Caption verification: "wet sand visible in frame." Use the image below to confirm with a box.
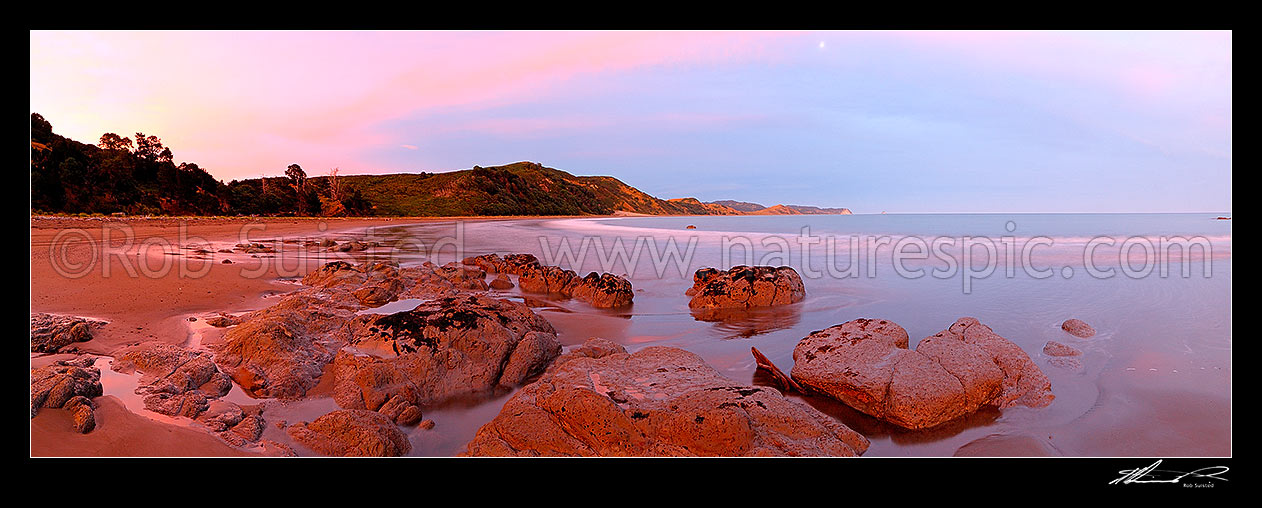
[29,216,467,456]
[31,396,252,457]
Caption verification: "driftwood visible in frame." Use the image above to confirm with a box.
[751,347,803,393]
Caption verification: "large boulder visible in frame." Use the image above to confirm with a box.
[213,297,347,400]
[790,317,1053,430]
[30,313,101,353]
[568,272,634,308]
[463,338,869,457]
[215,259,546,400]
[686,266,805,309]
[286,409,412,457]
[333,294,561,417]
[30,356,103,418]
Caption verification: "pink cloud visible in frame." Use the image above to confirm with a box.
[31,31,800,179]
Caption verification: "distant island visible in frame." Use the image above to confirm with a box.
[30,113,850,218]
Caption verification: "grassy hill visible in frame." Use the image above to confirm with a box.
[322,161,745,217]
[31,111,852,218]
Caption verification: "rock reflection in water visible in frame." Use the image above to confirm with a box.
[796,391,1001,447]
[690,303,803,339]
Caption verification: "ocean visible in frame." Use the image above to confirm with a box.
[359,213,1231,456]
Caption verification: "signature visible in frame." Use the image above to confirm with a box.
[1110,460,1229,485]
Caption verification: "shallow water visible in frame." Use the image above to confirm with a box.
[352,213,1230,457]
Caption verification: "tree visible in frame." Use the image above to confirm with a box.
[327,167,343,202]
[134,133,165,161]
[99,133,134,152]
[286,164,309,215]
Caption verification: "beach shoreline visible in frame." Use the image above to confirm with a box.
[29,214,1231,457]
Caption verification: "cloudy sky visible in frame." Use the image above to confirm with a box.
[30,30,1231,213]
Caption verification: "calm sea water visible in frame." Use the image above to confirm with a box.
[360,213,1231,457]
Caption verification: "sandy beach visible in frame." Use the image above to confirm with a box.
[29,213,1231,458]
[29,216,465,456]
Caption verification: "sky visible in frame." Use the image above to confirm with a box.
[30,30,1231,213]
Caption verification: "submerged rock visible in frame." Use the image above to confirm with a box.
[686,266,805,310]
[1042,341,1082,357]
[1043,341,1084,370]
[790,317,1053,430]
[287,409,411,457]
[1061,319,1096,338]
[30,313,101,353]
[463,338,869,457]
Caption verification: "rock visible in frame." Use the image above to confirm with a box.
[238,243,275,254]
[518,265,578,294]
[230,414,265,441]
[215,259,565,401]
[568,272,634,308]
[205,314,240,328]
[396,405,424,426]
[258,439,298,457]
[214,260,475,400]
[30,313,100,353]
[517,264,634,308]
[686,266,805,309]
[113,343,233,399]
[195,399,247,431]
[1042,341,1082,357]
[489,273,514,290]
[463,338,869,457]
[418,419,436,430]
[461,253,540,274]
[64,395,95,412]
[30,356,103,418]
[352,277,405,306]
[286,409,412,457]
[144,391,210,418]
[790,318,1053,430]
[1061,319,1096,338]
[334,295,561,411]
[430,261,489,290]
[221,259,233,264]
[750,347,802,393]
[1044,340,1085,370]
[685,225,697,229]
[71,404,96,433]
[212,291,356,399]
